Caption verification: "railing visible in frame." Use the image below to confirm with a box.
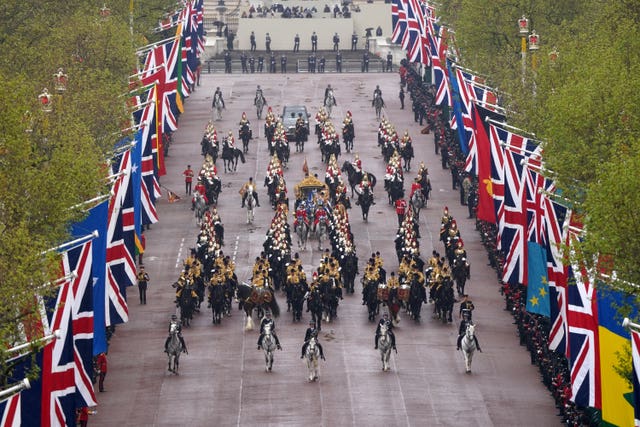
[203,58,387,73]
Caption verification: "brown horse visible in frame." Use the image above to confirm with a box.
[236,282,280,330]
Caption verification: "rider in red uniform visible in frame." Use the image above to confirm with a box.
[409,176,422,198]
[294,205,309,231]
[192,180,208,210]
[313,204,328,232]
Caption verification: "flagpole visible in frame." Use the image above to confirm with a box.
[135,36,176,56]
[41,231,99,255]
[623,318,640,332]
[485,117,539,139]
[69,194,111,211]
[0,379,31,400]
[4,330,61,357]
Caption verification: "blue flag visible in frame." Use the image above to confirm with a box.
[71,201,108,355]
[526,241,550,316]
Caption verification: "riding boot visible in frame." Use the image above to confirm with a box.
[374,335,379,349]
[456,335,462,350]
[254,192,260,207]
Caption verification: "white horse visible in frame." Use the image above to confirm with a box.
[378,323,393,372]
[305,336,321,382]
[324,91,336,118]
[213,94,224,121]
[194,192,207,226]
[246,185,256,224]
[314,220,328,251]
[410,190,426,220]
[256,95,266,119]
[166,323,184,374]
[461,323,477,374]
[262,324,276,372]
[295,220,309,250]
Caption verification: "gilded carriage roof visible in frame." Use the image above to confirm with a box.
[294,174,328,198]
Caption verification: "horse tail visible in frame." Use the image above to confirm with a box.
[369,173,377,189]
[238,150,246,164]
[268,294,280,318]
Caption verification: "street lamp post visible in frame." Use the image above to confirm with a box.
[518,15,529,84]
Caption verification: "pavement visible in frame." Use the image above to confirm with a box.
[90,71,560,426]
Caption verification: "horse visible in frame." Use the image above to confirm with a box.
[377,323,393,371]
[324,91,336,118]
[221,139,246,173]
[399,142,414,171]
[342,121,355,153]
[307,289,323,331]
[452,254,470,296]
[245,186,256,224]
[235,282,280,331]
[239,122,252,154]
[356,187,374,221]
[373,93,385,120]
[194,192,208,226]
[203,175,221,206]
[201,136,219,162]
[290,282,306,322]
[294,219,309,250]
[341,161,377,198]
[434,280,455,324]
[314,220,329,251]
[178,285,197,327]
[340,253,358,294]
[274,140,290,168]
[384,176,405,205]
[255,94,266,119]
[208,284,226,325]
[363,281,379,322]
[461,323,477,374]
[295,121,309,153]
[305,336,321,382]
[320,278,340,323]
[409,190,426,221]
[407,278,426,322]
[166,322,184,374]
[261,323,277,372]
[213,94,224,121]
[320,137,340,164]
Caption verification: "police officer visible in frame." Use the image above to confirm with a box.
[386,52,393,72]
[269,52,276,73]
[362,51,370,72]
[250,31,256,51]
[257,311,282,350]
[351,32,358,51]
[240,51,248,73]
[332,32,340,51]
[265,32,272,53]
[318,56,325,73]
[281,54,287,73]
[336,50,343,73]
[293,33,300,52]
[374,313,396,351]
[249,55,255,73]
[301,319,325,359]
[257,55,264,73]
[224,51,232,73]
[311,31,318,52]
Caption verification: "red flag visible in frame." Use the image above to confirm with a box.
[473,105,495,223]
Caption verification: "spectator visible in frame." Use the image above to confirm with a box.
[333,32,340,51]
[265,33,271,53]
[293,33,300,52]
[250,31,256,51]
[376,26,383,36]
[351,32,358,50]
[311,32,318,52]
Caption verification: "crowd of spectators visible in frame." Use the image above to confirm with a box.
[241,2,360,19]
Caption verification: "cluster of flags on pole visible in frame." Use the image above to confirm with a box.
[394,2,639,423]
[0,1,204,425]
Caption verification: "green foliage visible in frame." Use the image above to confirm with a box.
[439,0,640,295]
[0,0,171,383]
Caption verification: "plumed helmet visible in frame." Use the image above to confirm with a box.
[309,319,315,325]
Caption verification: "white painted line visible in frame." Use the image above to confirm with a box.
[175,238,185,269]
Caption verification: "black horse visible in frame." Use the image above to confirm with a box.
[265,122,277,152]
[290,282,306,322]
[399,142,414,171]
[295,120,309,153]
[342,121,355,153]
[341,161,377,198]
[208,284,226,325]
[239,123,252,154]
[307,288,323,330]
[407,279,426,322]
[452,254,470,296]
[320,137,341,164]
[201,136,219,162]
[178,284,197,327]
[434,279,455,324]
[340,253,358,294]
[274,140,290,168]
[203,175,221,206]
[363,281,379,322]
[384,176,405,205]
[221,138,246,173]
[356,187,374,221]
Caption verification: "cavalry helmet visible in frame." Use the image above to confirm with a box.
[265,311,272,318]
[383,313,389,318]
[309,319,315,325]
[171,314,178,320]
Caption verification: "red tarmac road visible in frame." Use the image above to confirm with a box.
[91,72,560,426]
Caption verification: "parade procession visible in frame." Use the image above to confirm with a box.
[3,1,640,426]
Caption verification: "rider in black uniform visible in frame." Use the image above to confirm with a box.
[301,319,325,359]
[164,314,188,353]
[257,311,282,350]
[374,313,396,351]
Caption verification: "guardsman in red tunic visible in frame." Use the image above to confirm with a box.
[313,204,328,232]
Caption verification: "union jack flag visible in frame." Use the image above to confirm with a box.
[427,21,450,106]
[448,61,474,160]
[391,0,409,47]
[105,149,135,325]
[194,0,205,56]
[143,41,179,134]
[405,0,429,65]
[566,223,602,409]
[495,125,535,285]
[133,87,160,225]
[0,393,21,426]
